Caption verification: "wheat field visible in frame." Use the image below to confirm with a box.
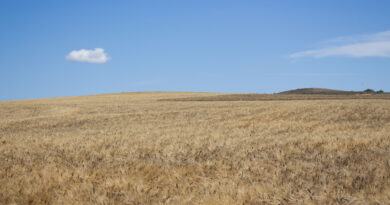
[1,92,390,204]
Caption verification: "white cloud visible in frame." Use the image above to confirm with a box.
[290,30,390,58]
[66,48,110,63]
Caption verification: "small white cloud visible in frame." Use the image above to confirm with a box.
[66,48,110,63]
[290,30,390,58]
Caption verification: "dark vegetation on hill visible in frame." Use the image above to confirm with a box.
[279,88,355,95]
[162,88,389,101]
[279,88,385,95]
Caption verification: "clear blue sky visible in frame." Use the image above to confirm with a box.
[1,0,390,100]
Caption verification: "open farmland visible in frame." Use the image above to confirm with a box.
[1,92,390,204]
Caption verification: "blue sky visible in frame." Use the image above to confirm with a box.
[1,1,390,100]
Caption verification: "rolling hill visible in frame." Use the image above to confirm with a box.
[279,88,357,95]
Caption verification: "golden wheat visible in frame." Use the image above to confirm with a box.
[0,92,389,204]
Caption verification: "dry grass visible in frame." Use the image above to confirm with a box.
[163,93,390,101]
[1,92,390,204]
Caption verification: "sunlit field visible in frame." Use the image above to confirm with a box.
[1,92,389,204]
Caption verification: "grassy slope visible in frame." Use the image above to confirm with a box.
[163,93,390,101]
[278,88,356,95]
[0,92,390,204]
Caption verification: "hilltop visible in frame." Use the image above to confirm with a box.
[279,88,386,95]
[279,88,356,95]
[162,88,390,101]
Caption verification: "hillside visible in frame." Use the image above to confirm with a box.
[162,89,390,101]
[1,92,390,204]
[279,88,357,95]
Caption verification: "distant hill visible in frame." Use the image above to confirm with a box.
[160,88,389,102]
[279,88,357,95]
